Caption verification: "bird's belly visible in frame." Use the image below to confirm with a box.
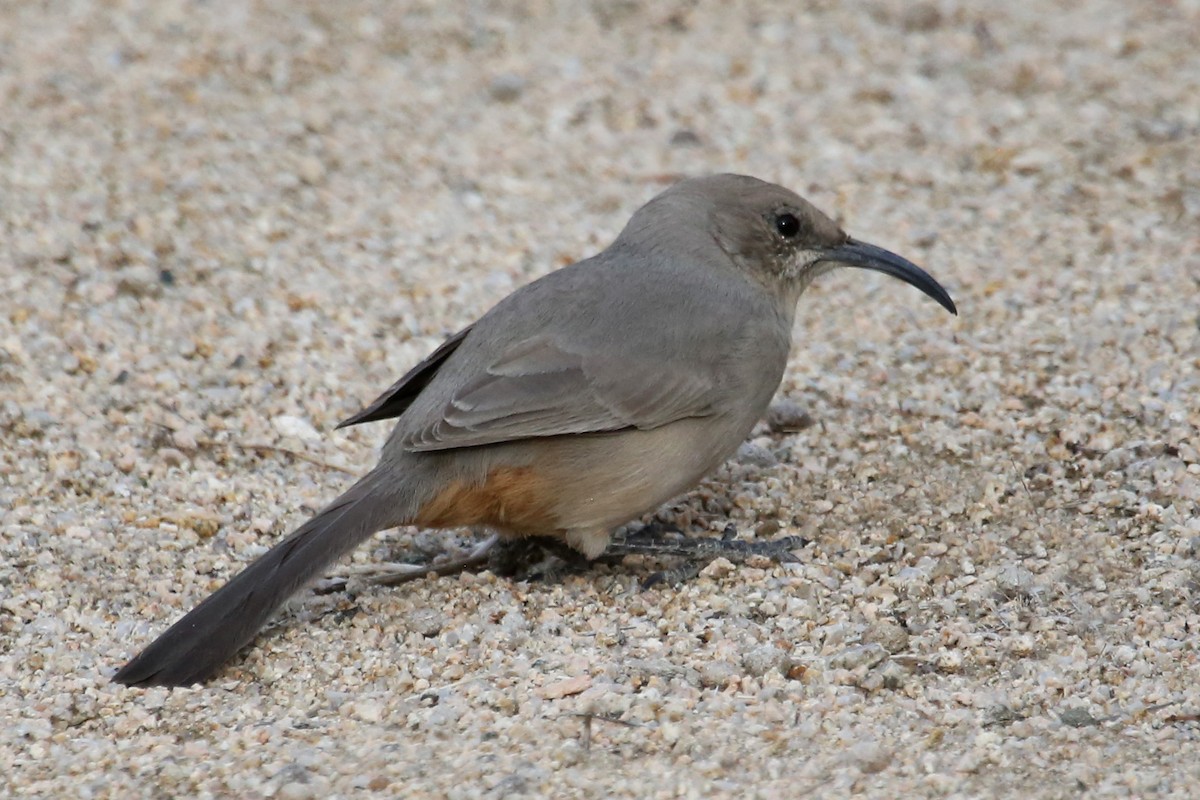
[518,415,754,534]
[409,414,760,557]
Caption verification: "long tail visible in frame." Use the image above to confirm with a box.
[113,469,406,687]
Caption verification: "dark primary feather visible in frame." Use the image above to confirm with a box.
[336,326,473,429]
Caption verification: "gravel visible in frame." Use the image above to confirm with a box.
[3,1,1199,797]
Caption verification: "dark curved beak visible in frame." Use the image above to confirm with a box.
[818,238,957,316]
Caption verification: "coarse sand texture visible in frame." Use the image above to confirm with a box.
[2,1,1199,797]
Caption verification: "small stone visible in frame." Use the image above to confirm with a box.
[848,739,892,773]
[539,674,591,699]
[273,414,321,441]
[901,2,942,31]
[175,510,220,538]
[764,399,813,433]
[737,441,777,467]
[115,266,162,297]
[877,659,909,689]
[783,660,812,682]
[351,701,383,723]
[1006,634,1035,655]
[699,660,738,688]
[278,781,315,800]
[298,156,325,185]
[741,645,786,677]
[700,556,736,579]
[934,650,963,673]
[404,607,443,638]
[1111,645,1136,665]
[995,565,1037,597]
[489,73,526,102]
[171,427,199,452]
[864,621,910,654]
[669,129,702,147]
[1058,707,1100,728]
[827,643,889,671]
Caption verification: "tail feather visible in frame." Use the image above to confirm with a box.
[113,470,401,687]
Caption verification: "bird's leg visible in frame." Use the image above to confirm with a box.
[606,521,809,588]
[354,522,808,589]
[342,531,581,588]
[346,532,502,587]
[607,521,807,560]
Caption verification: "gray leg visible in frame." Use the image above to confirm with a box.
[607,522,807,560]
[353,523,808,588]
[608,522,809,588]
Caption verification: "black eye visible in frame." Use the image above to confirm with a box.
[774,213,800,238]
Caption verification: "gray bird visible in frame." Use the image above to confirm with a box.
[114,174,956,687]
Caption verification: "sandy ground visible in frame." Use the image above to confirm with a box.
[3,0,1199,797]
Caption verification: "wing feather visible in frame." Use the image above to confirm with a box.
[336,326,473,429]
[402,336,720,451]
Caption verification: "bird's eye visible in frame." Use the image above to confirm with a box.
[774,212,801,238]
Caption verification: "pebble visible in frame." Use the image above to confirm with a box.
[488,73,527,103]
[764,398,814,433]
[828,643,889,672]
[114,266,163,298]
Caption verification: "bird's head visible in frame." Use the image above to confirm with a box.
[631,174,957,316]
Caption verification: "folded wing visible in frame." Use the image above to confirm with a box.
[402,335,721,451]
[336,326,473,429]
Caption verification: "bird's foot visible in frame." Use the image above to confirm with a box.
[607,521,806,559]
[606,522,808,588]
[485,535,592,581]
[335,532,576,588]
[346,523,808,590]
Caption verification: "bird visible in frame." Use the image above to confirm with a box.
[113,173,956,687]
